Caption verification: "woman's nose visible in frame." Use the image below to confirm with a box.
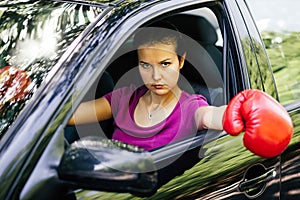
[152,66,162,81]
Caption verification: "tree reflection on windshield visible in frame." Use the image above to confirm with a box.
[0,1,103,136]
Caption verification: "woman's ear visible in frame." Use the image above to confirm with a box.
[179,52,186,69]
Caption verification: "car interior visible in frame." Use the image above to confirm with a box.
[64,7,224,145]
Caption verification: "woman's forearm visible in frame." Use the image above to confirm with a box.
[195,105,227,130]
[68,100,99,125]
[68,97,112,125]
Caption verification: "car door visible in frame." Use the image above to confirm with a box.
[66,0,281,199]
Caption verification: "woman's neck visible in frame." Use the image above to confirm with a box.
[146,86,182,107]
[134,85,182,127]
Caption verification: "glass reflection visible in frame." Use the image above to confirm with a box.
[0,1,103,136]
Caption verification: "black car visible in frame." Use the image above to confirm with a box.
[0,0,299,199]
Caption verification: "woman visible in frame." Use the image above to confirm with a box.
[68,24,292,157]
[69,25,225,150]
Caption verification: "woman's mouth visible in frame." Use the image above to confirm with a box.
[152,84,164,89]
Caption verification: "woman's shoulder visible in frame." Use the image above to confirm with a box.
[106,84,147,102]
[180,91,209,109]
[181,90,207,103]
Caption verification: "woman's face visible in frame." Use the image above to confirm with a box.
[137,42,185,96]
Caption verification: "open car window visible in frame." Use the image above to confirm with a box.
[64,5,225,191]
[65,5,224,162]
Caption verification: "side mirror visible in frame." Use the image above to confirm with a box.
[58,137,157,195]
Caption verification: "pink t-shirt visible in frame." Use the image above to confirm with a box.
[104,85,208,150]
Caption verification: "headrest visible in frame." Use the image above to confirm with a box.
[166,14,218,45]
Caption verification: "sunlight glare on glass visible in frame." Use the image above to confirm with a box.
[12,19,59,66]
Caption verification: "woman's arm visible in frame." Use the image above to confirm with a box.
[68,97,112,125]
[195,105,227,130]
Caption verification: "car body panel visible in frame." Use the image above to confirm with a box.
[280,109,300,199]
[0,0,298,199]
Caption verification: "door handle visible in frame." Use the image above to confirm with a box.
[239,167,276,191]
[239,165,276,198]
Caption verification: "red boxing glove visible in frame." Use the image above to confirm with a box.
[223,89,293,158]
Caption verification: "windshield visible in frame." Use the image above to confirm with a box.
[0,0,104,135]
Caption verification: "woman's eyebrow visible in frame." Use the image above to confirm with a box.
[139,61,149,64]
[159,58,172,63]
[139,58,172,64]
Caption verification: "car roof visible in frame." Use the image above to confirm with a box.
[54,0,132,7]
[0,0,122,7]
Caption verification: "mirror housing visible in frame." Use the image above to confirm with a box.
[58,137,157,195]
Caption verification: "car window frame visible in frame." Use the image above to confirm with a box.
[61,2,229,193]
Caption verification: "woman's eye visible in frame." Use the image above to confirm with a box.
[161,62,171,68]
[140,63,151,69]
